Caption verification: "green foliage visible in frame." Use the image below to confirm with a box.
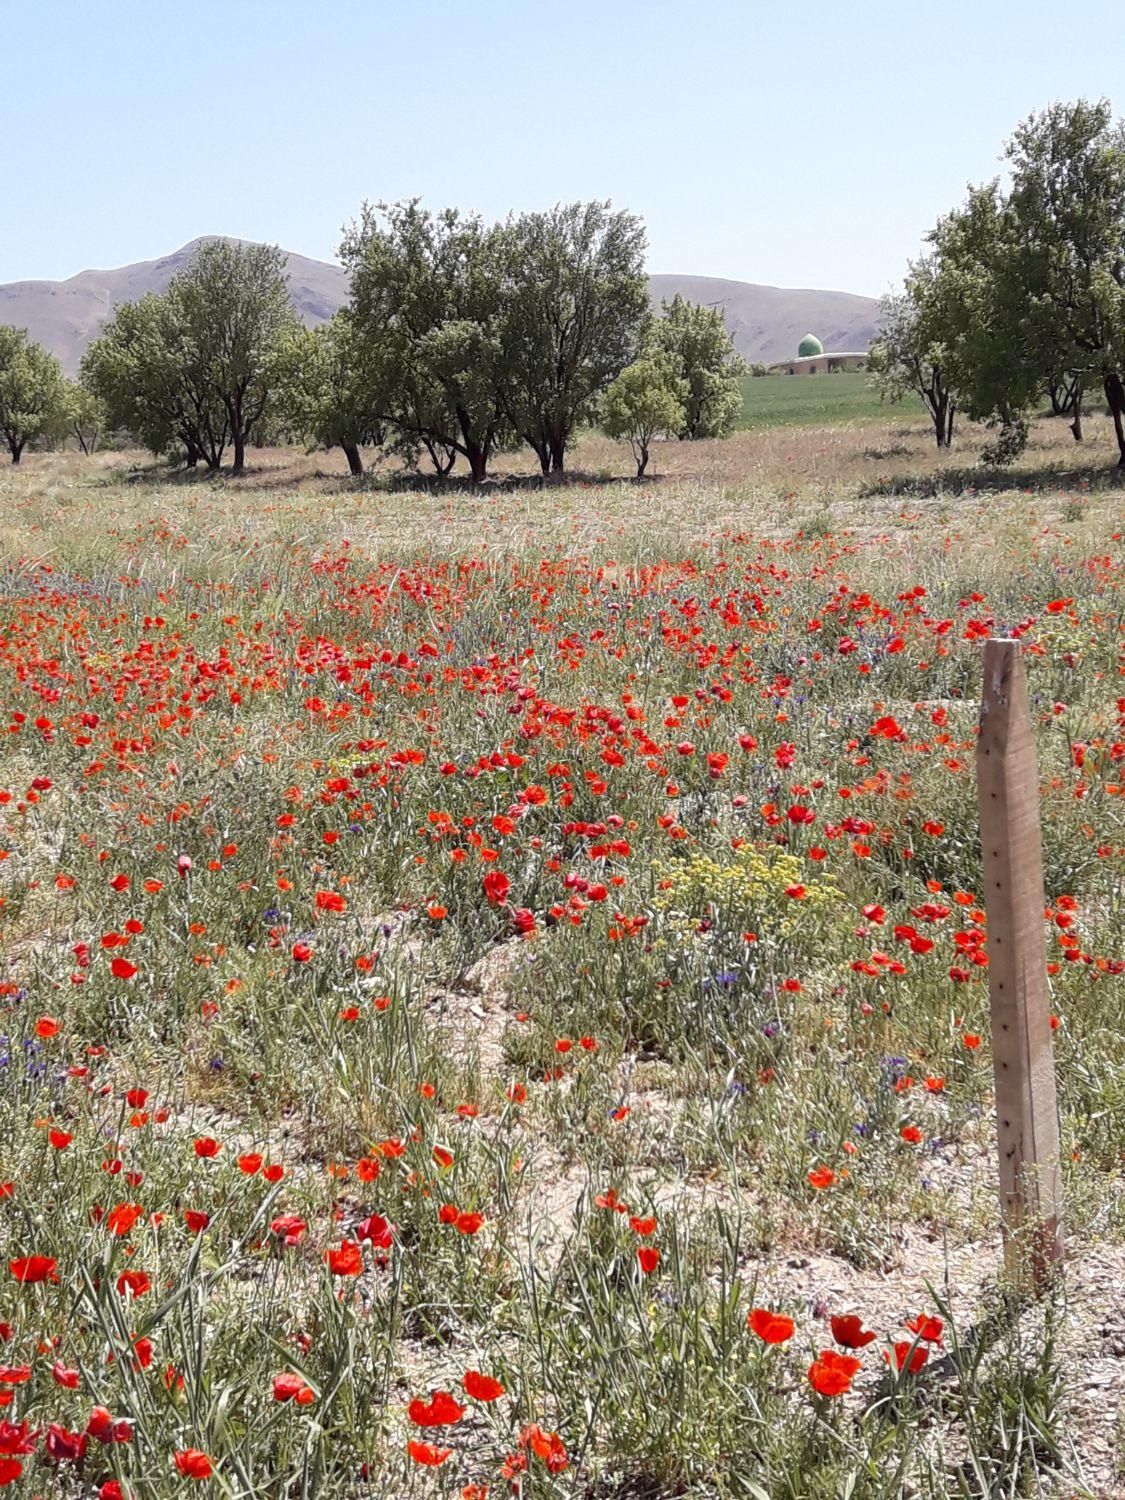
[172,240,298,474]
[63,378,105,454]
[869,277,957,449]
[600,353,686,475]
[652,293,748,438]
[342,200,515,483]
[83,242,296,473]
[275,314,383,475]
[0,325,69,463]
[496,202,648,473]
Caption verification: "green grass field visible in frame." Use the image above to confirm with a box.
[739,370,921,430]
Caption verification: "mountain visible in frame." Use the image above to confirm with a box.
[0,240,880,375]
[0,238,347,375]
[647,274,881,364]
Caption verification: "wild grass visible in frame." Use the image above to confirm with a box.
[0,413,1121,1496]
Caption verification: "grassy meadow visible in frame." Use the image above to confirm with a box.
[0,408,1122,1498]
[738,371,917,430]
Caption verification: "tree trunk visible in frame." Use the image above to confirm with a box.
[1105,373,1125,465]
[945,405,955,447]
[548,432,566,473]
[931,397,948,449]
[341,439,364,477]
[232,432,246,475]
[525,434,550,475]
[9,437,24,464]
[467,445,488,483]
[636,443,649,478]
[1070,398,1083,443]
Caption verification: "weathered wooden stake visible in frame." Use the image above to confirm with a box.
[976,638,1063,1290]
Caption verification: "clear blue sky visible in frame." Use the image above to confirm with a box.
[4,0,1124,296]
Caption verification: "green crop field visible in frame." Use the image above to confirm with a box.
[739,370,921,430]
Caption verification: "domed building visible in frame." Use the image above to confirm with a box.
[769,333,868,375]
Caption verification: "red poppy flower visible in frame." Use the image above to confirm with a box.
[520,1424,568,1472]
[110,958,137,980]
[636,1247,661,1274]
[48,1129,73,1150]
[356,1213,393,1248]
[184,1210,210,1234]
[830,1314,876,1349]
[900,1124,923,1145]
[628,1215,657,1236]
[105,1203,143,1237]
[904,1314,944,1345]
[454,1211,484,1236]
[408,1440,452,1466]
[482,870,511,905]
[324,1241,363,1276]
[9,1255,57,1283]
[808,1166,836,1190]
[45,1423,86,1463]
[34,1017,60,1038]
[748,1308,795,1344]
[173,1449,213,1479]
[0,1420,37,1454]
[52,1360,80,1388]
[808,1349,862,1396]
[193,1137,220,1158]
[0,1459,22,1485]
[273,1372,316,1404]
[236,1153,262,1175]
[115,1270,151,1298]
[408,1391,465,1426]
[887,1341,929,1375]
[463,1370,505,1402]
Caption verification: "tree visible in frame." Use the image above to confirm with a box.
[1002,99,1125,464]
[276,314,383,476]
[65,380,104,455]
[82,292,228,468]
[171,240,298,474]
[600,355,686,477]
[343,201,513,483]
[496,202,648,473]
[0,327,69,463]
[923,182,1039,461]
[651,295,747,439]
[869,275,956,448]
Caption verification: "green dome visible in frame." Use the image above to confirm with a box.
[797,333,824,358]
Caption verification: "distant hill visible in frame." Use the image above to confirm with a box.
[0,238,347,374]
[0,239,880,375]
[647,274,881,364]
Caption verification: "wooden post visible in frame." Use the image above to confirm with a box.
[977,638,1063,1290]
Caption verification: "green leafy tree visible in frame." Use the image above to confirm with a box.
[496,202,648,473]
[172,240,298,474]
[651,295,747,439]
[923,182,1038,461]
[343,201,513,483]
[1002,99,1125,464]
[0,326,69,463]
[869,274,956,449]
[82,292,228,468]
[600,355,686,477]
[276,314,383,476]
[65,380,105,455]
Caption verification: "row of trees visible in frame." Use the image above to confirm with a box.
[1,202,747,475]
[872,98,1125,464]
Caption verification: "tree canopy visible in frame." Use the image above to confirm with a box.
[600,354,686,477]
[0,327,69,464]
[650,295,747,439]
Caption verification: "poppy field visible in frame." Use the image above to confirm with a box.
[0,429,1123,1498]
